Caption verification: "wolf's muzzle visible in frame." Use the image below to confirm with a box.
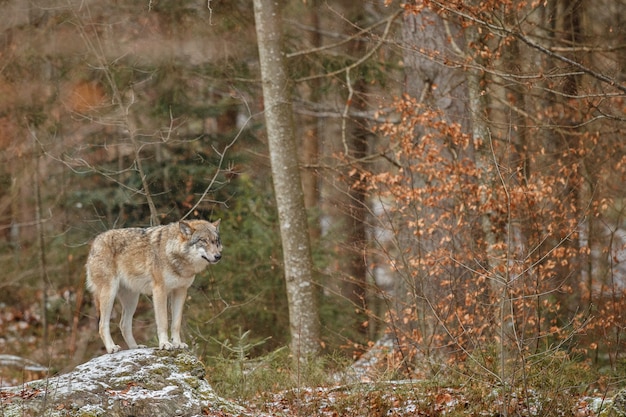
[203,254,222,263]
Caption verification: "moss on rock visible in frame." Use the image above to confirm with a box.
[0,348,249,417]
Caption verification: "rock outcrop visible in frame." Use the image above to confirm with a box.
[0,348,248,417]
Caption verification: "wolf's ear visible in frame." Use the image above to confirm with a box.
[179,221,194,238]
[212,219,221,231]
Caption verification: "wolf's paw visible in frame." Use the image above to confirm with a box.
[107,344,122,354]
[129,344,147,349]
[171,342,189,349]
[159,341,174,350]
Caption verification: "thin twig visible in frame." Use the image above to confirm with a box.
[182,92,254,220]
[428,0,626,94]
[286,10,401,59]
[296,9,402,83]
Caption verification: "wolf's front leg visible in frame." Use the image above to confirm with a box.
[170,287,189,349]
[152,285,173,350]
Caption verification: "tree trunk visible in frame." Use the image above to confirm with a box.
[253,0,320,358]
[301,0,321,242]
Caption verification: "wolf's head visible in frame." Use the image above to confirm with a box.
[179,219,222,267]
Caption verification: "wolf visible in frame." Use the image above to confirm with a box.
[86,219,222,354]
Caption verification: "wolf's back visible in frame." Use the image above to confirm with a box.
[85,226,163,291]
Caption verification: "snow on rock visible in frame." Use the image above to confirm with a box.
[344,334,398,383]
[597,388,626,417]
[0,348,249,417]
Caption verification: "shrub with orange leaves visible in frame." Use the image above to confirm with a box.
[358,93,623,379]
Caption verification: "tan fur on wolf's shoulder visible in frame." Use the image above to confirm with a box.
[86,219,222,354]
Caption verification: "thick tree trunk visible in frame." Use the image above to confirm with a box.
[253,0,320,358]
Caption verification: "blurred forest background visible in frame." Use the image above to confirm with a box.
[1,0,626,409]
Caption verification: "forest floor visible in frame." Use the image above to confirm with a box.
[0,351,619,416]
[241,383,610,416]
[0,301,622,416]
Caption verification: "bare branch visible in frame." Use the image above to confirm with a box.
[181,91,253,220]
[286,10,401,59]
[428,0,626,94]
[295,9,402,83]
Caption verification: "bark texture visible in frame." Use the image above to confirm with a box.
[253,0,320,357]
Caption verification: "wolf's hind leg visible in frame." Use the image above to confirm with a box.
[117,289,145,349]
[96,282,121,354]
